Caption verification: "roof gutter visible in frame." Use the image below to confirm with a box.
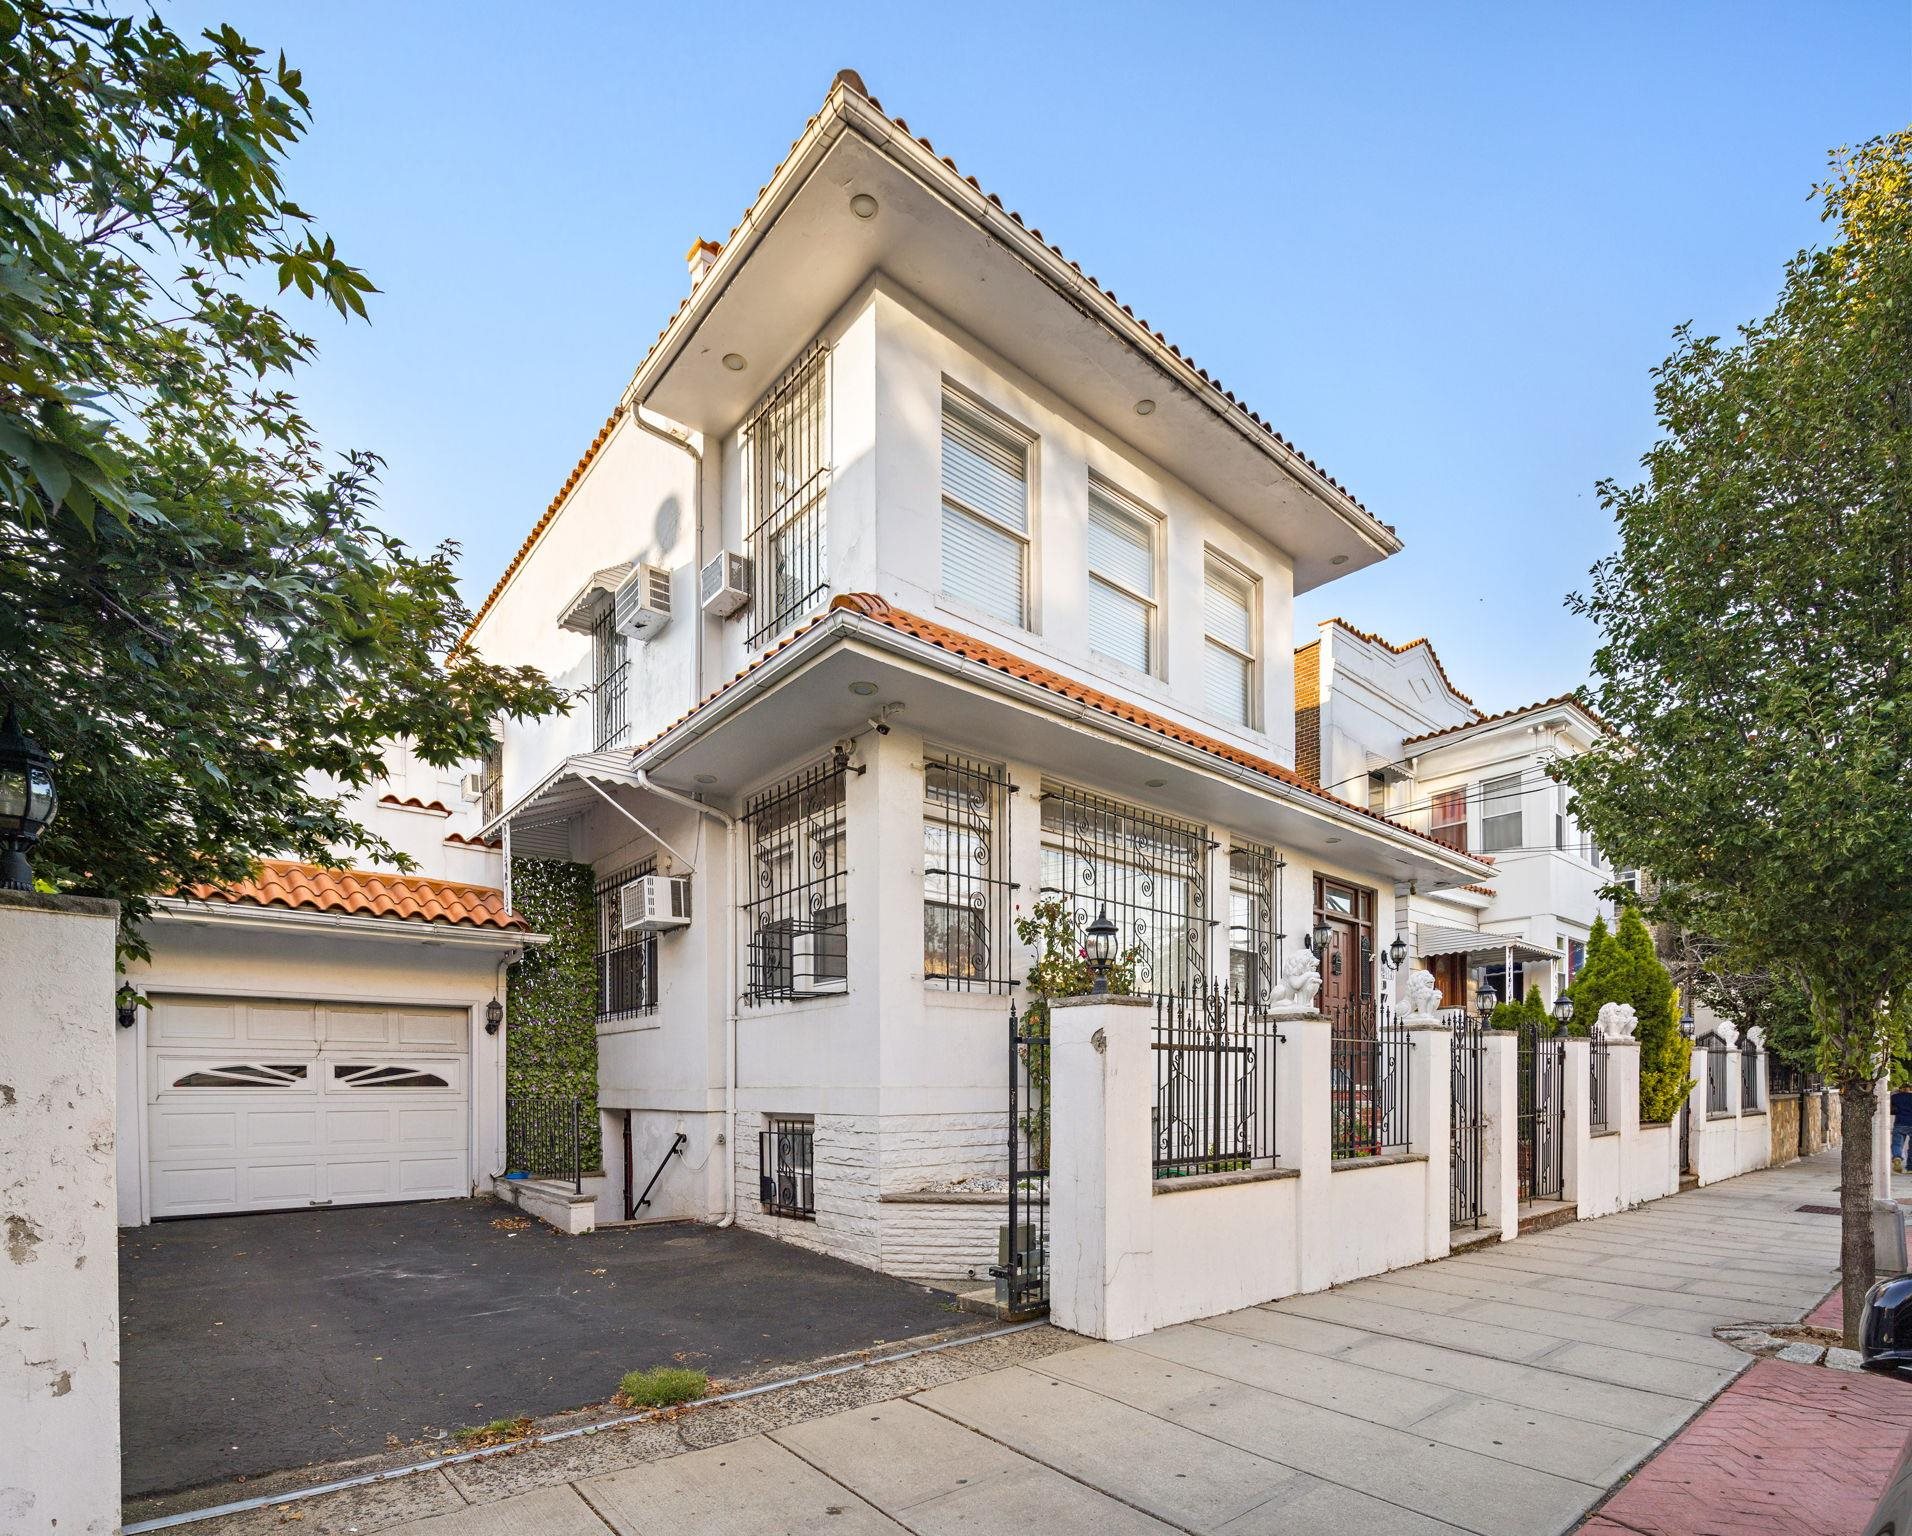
[148,900,548,950]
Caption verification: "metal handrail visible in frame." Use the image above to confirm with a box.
[631,1131,687,1219]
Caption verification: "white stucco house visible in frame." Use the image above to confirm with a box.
[454,70,1496,1283]
[1295,617,1620,1017]
[115,746,536,1227]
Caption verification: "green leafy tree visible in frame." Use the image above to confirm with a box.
[1610,909,1690,1123]
[1555,131,1912,1341]
[0,3,564,946]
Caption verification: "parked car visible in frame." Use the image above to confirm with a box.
[1862,1273,1912,1374]
[1862,1425,1912,1535]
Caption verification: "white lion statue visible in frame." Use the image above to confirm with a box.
[1401,968,1443,1020]
[1268,951,1324,1015]
[1595,1001,1638,1040]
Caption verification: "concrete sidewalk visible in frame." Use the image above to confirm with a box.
[180,1153,1850,1536]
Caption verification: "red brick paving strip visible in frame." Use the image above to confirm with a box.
[1806,1285,1844,1330]
[1578,1358,1912,1536]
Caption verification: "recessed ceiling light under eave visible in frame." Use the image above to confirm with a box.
[850,192,879,220]
[1134,399,1156,416]
[722,353,747,371]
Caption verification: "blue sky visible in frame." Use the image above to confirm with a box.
[185,1,1905,711]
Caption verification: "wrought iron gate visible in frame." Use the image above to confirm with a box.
[993,1001,1049,1310]
[1517,1019,1565,1201]
[1450,1011,1485,1228]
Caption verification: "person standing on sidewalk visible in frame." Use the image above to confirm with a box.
[1892,1086,1912,1173]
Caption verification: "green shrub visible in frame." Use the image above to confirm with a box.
[618,1366,709,1408]
[506,857,602,1171]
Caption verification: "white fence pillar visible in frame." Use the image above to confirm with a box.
[0,891,121,1534]
[1282,1009,1335,1293]
[1400,1013,1452,1259]
[1563,1037,1591,1216]
[1048,995,1154,1340]
[1480,1030,1520,1240]
[1608,1038,1643,1201]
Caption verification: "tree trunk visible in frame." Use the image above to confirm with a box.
[1841,1079,1880,1347]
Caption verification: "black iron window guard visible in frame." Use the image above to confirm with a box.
[591,605,631,752]
[1038,781,1214,999]
[923,752,1017,992]
[1227,841,1284,1009]
[742,757,850,1003]
[759,1115,816,1218]
[595,859,658,1021]
[744,343,830,649]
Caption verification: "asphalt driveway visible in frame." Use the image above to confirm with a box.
[118,1200,966,1498]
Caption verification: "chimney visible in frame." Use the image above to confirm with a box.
[686,238,722,289]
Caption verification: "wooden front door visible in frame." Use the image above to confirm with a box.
[1429,953,1467,1016]
[1314,876,1376,1028]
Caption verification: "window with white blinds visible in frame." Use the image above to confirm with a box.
[1203,556,1257,727]
[941,399,1030,627]
[1086,485,1157,673]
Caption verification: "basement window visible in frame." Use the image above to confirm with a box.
[759,1115,816,1218]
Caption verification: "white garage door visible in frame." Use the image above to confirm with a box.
[146,994,470,1218]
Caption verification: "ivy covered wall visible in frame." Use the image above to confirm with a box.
[506,857,603,1172]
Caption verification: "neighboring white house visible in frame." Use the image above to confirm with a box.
[1295,617,1619,1017]
[115,745,535,1227]
[463,70,1493,1282]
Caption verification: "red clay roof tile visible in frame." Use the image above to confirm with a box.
[180,860,526,932]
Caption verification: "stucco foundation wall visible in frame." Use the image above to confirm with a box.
[878,1194,1007,1283]
[1580,1132,1622,1218]
[1735,1114,1771,1176]
[1325,1160,1431,1285]
[0,894,120,1536]
[1147,1177,1301,1328]
[732,1110,880,1269]
[1628,1124,1675,1204]
[620,1108,724,1223]
[878,1111,1008,1194]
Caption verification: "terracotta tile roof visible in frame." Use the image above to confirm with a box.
[620,594,1481,867]
[458,69,1386,655]
[1316,618,1478,709]
[1401,693,1605,749]
[180,860,527,931]
[1294,640,1321,786]
[1460,883,1497,897]
[455,407,626,652]
[378,794,454,816]
[443,831,502,850]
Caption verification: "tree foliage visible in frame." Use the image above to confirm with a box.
[1556,131,1912,1337]
[0,2,564,943]
[1566,912,1688,1119]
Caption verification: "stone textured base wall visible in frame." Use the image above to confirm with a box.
[879,1193,1007,1283]
[878,1112,1008,1194]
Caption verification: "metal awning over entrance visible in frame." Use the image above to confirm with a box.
[1414,923,1561,964]
[483,751,645,861]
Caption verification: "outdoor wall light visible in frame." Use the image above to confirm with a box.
[1305,919,1335,958]
[0,703,57,893]
[1384,934,1408,971]
[115,985,140,1030]
[485,998,504,1035]
[1476,985,1498,1018]
[1086,906,1118,994]
[721,353,747,371]
[1552,994,1575,1030]
[850,192,879,219]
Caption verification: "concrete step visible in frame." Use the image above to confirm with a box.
[1517,1199,1579,1237]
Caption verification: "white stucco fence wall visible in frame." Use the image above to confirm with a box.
[0,892,121,1536]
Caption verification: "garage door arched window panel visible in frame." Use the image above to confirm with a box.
[329,1063,454,1090]
[743,758,850,1003]
[1039,781,1213,999]
[170,1062,310,1090]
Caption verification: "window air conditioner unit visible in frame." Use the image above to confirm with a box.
[620,873,691,932]
[614,563,673,641]
[459,771,487,801]
[700,551,751,618]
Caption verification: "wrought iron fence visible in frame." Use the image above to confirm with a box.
[922,753,1017,993]
[1329,1000,1412,1159]
[1590,1027,1610,1133]
[1740,1037,1760,1111]
[1518,1019,1565,1200]
[1450,1009,1485,1228]
[758,1115,816,1218]
[506,1093,583,1193]
[992,1001,1049,1311]
[1152,983,1281,1178]
[1703,1034,1729,1114]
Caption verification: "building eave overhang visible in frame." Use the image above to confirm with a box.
[1403,697,1608,756]
[148,899,548,950]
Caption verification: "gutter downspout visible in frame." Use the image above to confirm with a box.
[634,771,742,1230]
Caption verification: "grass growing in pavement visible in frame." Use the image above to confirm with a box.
[456,1416,533,1447]
[617,1366,709,1408]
